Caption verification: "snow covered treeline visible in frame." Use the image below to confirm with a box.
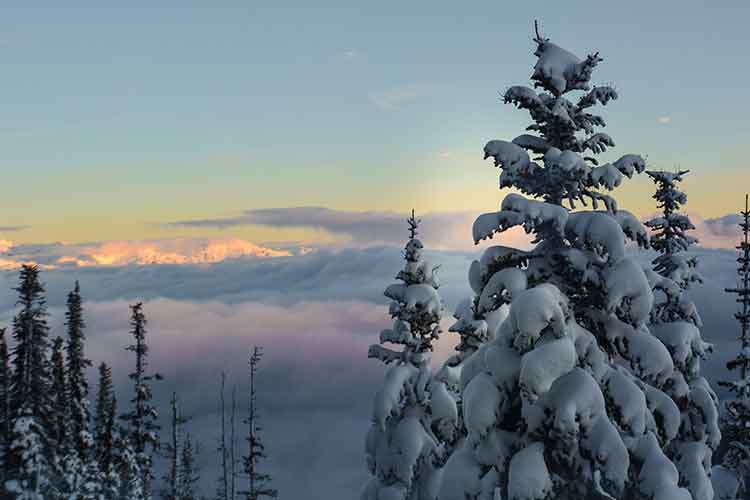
[363,23,720,500]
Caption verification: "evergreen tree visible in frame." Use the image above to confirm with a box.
[436,23,717,500]
[645,170,718,500]
[230,386,237,500]
[65,281,93,459]
[240,347,277,500]
[362,212,445,500]
[215,372,229,500]
[162,392,188,500]
[95,362,116,473]
[112,431,145,500]
[120,302,162,499]
[50,336,68,451]
[645,170,703,325]
[4,264,56,499]
[179,434,200,500]
[718,194,750,498]
[0,328,11,463]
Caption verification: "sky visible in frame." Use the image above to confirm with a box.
[1,1,749,248]
[1,2,750,499]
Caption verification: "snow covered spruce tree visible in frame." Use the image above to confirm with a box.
[716,195,750,500]
[4,264,57,499]
[438,24,718,500]
[362,211,447,500]
[120,302,162,500]
[644,169,719,500]
[0,328,10,462]
[645,170,704,325]
[65,281,93,461]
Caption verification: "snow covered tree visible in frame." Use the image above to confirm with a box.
[4,264,56,499]
[179,434,201,500]
[362,212,446,500]
[112,431,146,500]
[240,346,277,500]
[644,170,718,500]
[645,170,703,325]
[50,336,68,451]
[120,302,162,500]
[0,328,10,462]
[65,281,93,460]
[95,362,117,474]
[717,194,750,499]
[438,23,718,500]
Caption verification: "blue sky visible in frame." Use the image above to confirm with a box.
[1,1,749,244]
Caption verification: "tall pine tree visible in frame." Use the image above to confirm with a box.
[0,328,10,465]
[718,194,750,499]
[179,433,200,500]
[362,212,446,500]
[65,281,93,459]
[240,347,277,500]
[435,23,717,500]
[162,392,188,500]
[50,336,68,451]
[4,265,56,499]
[95,362,116,473]
[120,302,162,500]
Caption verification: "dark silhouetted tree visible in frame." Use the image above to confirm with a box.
[240,347,277,500]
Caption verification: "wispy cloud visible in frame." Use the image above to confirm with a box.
[657,115,672,124]
[343,49,356,58]
[368,84,427,111]
[0,225,30,233]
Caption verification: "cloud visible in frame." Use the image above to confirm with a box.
[368,84,428,111]
[343,49,356,58]
[691,214,743,249]
[0,237,293,271]
[657,115,672,124]
[167,207,534,252]
[0,225,29,233]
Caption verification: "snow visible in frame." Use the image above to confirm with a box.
[519,335,576,404]
[477,267,527,314]
[711,465,740,500]
[384,283,443,317]
[483,140,531,170]
[500,284,569,353]
[604,368,648,438]
[437,442,483,500]
[372,364,419,429]
[604,257,654,324]
[565,211,626,261]
[633,433,691,500]
[473,194,568,243]
[532,40,587,95]
[483,338,522,394]
[507,443,553,500]
[464,372,502,444]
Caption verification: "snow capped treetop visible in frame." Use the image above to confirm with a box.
[482,22,646,210]
[369,211,444,364]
